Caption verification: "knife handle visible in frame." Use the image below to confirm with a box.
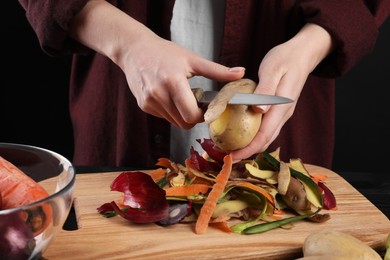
[191,88,208,110]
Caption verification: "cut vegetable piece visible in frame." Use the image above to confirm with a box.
[204,78,257,123]
[196,138,226,164]
[289,158,310,177]
[258,151,280,171]
[148,168,166,182]
[157,202,191,226]
[281,177,310,213]
[290,168,323,209]
[155,157,173,169]
[242,211,314,234]
[109,171,169,223]
[212,200,249,218]
[245,163,275,179]
[255,151,323,209]
[269,147,281,161]
[195,154,233,234]
[230,182,275,205]
[318,182,337,210]
[165,184,211,197]
[277,161,290,195]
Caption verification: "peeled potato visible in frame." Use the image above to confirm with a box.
[205,78,262,152]
[299,230,382,260]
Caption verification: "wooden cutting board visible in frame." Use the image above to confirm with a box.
[42,165,390,260]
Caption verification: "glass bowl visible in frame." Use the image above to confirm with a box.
[0,143,75,260]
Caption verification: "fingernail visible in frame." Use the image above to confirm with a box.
[228,66,246,73]
[257,105,269,112]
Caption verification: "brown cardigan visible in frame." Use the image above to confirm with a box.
[18,0,390,168]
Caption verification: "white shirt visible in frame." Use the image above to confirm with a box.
[170,0,225,163]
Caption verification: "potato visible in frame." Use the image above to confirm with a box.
[281,177,310,214]
[204,79,262,151]
[295,256,365,260]
[298,230,382,260]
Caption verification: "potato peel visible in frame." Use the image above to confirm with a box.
[204,78,257,124]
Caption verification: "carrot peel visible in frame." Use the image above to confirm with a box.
[195,154,232,234]
[165,184,211,197]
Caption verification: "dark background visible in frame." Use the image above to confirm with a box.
[1,2,389,172]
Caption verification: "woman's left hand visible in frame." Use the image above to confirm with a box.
[231,23,334,162]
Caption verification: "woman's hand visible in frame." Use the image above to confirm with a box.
[231,23,334,161]
[119,34,245,129]
[69,0,245,129]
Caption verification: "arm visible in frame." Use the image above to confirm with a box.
[19,0,245,129]
[231,0,389,162]
[68,0,245,129]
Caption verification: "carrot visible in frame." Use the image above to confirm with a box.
[209,219,232,233]
[0,156,52,235]
[232,182,275,205]
[155,157,172,169]
[165,184,211,197]
[310,173,328,183]
[148,168,166,182]
[0,156,49,209]
[195,154,232,234]
[273,209,286,215]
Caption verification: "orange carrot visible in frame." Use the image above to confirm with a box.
[232,182,275,205]
[0,156,49,209]
[0,156,52,235]
[267,214,284,220]
[310,173,328,183]
[165,184,211,197]
[148,168,166,182]
[273,209,286,215]
[195,154,232,234]
[155,157,172,169]
[209,220,232,233]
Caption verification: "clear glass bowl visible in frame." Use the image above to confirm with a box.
[0,143,75,260]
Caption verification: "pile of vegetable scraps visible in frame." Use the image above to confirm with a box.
[97,138,337,235]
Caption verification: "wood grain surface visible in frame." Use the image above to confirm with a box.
[42,165,390,260]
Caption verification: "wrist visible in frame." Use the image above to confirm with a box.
[289,23,335,72]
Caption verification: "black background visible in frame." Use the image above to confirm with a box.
[1,2,389,172]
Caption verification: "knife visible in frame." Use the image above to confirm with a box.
[196,90,294,105]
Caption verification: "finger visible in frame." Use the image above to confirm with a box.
[168,77,204,125]
[251,63,285,114]
[145,103,182,128]
[145,92,198,129]
[164,99,200,129]
[231,104,295,161]
[191,58,246,83]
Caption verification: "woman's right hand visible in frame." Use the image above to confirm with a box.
[118,33,245,129]
[69,0,245,129]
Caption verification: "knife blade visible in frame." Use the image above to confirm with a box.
[198,91,294,105]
